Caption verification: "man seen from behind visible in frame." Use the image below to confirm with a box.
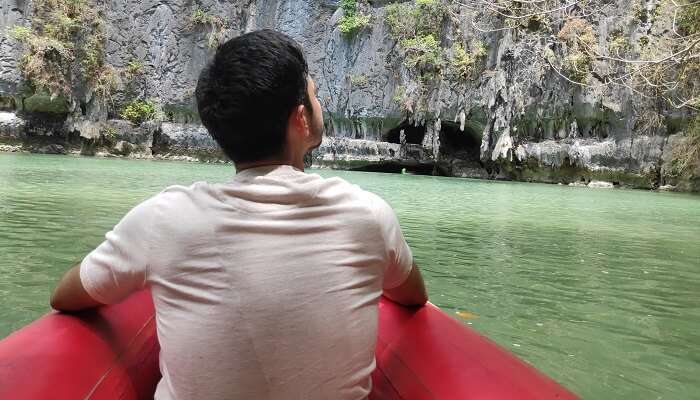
[50,29,428,400]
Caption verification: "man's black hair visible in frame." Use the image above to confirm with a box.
[196,29,311,163]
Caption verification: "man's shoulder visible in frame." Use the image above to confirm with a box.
[159,181,214,199]
[314,174,370,201]
[313,175,391,215]
[145,181,219,223]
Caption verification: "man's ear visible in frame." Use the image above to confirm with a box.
[288,104,309,136]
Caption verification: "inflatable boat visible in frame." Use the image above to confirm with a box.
[0,290,578,399]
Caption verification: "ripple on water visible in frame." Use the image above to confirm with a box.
[1,154,700,399]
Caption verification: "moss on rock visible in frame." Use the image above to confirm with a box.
[23,94,70,114]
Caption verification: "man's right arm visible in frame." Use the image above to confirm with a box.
[369,192,428,307]
[383,261,428,306]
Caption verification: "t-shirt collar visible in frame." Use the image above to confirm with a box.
[233,164,304,182]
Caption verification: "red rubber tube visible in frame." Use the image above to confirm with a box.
[0,290,578,399]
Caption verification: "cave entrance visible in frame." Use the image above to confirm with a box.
[439,121,481,162]
[384,120,426,145]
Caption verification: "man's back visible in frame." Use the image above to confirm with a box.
[80,165,414,399]
[50,30,426,399]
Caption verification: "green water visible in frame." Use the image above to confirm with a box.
[1,153,699,399]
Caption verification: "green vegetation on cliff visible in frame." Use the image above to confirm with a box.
[401,34,443,72]
[385,0,445,42]
[556,18,597,84]
[338,0,370,38]
[385,0,446,73]
[6,0,115,102]
[123,59,144,79]
[385,0,486,80]
[677,1,700,36]
[121,99,156,125]
[451,42,487,81]
[669,116,700,179]
[190,8,226,49]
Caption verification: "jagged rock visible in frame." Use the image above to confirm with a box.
[312,137,401,168]
[155,122,223,161]
[0,144,21,152]
[515,136,664,173]
[0,1,29,94]
[159,123,216,149]
[660,134,700,192]
[33,144,66,155]
[109,120,156,145]
[72,119,103,140]
[588,180,614,189]
[23,95,70,114]
[0,112,25,139]
[111,140,134,156]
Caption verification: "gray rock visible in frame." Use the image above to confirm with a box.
[312,136,402,167]
[159,122,217,150]
[588,180,614,189]
[660,133,700,192]
[23,95,70,114]
[0,112,25,139]
[111,140,134,156]
[154,122,224,161]
[0,144,21,152]
[108,120,156,145]
[0,0,30,94]
[33,144,66,155]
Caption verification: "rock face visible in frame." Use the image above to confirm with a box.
[587,180,614,189]
[0,0,28,94]
[0,0,697,191]
[0,111,24,138]
[33,144,66,155]
[155,122,223,161]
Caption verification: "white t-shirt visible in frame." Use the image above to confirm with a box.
[80,165,414,400]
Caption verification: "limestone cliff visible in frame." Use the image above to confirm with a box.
[0,0,698,191]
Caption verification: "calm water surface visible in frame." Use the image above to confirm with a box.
[1,153,699,399]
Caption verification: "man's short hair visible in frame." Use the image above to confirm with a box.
[196,29,311,163]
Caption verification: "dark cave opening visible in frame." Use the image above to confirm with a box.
[439,121,481,162]
[384,120,426,145]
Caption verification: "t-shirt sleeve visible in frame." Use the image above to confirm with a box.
[80,196,159,304]
[369,193,414,290]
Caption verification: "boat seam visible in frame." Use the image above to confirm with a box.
[82,313,156,400]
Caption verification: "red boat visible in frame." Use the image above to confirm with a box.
[0,290,578,399]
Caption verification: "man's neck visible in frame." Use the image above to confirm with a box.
[235,158,304,173]
[235,137,311,173]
